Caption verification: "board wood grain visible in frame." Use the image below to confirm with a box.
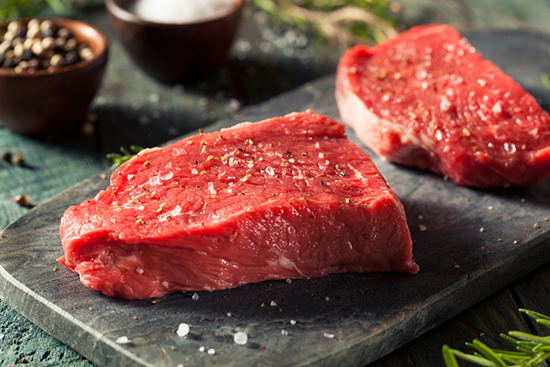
[0,31,550,367]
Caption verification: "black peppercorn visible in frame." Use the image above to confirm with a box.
[1,150,11,162]
[1,19,94,73]
[64,51,77,66]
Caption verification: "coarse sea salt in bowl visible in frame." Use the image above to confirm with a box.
[106,0,244,85]
[0,17,108,136]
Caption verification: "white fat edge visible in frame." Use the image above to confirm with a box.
[137,147,162,156]
[267,248,306,278]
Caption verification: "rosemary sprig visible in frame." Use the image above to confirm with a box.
[443,309,550,367]
[106,146,143,169]
[250,0,400,44]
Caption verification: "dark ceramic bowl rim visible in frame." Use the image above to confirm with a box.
[105,0,244,27]
[0,17,108,78]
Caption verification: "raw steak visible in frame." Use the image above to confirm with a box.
[59,110,418,300]
[336,24,550,188]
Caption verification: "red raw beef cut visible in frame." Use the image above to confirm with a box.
[59,110,418,300]
[336,24,550,188]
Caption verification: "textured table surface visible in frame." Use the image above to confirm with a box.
[0,1,550,366]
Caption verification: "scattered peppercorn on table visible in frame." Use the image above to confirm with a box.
[1,1,550,366]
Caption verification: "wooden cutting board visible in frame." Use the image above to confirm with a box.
[1,31,550,367]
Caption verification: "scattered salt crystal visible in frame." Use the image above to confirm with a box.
[177,323,190,337]
[521,198,525,203]
[208,348,215,355]
[192,168,198,174]
[418,215,423,219]
[323,333,334,338]
[161,172,174,180]
[265,166,275,176]
[158,213,168,222]
[290,320,296,325]
[487,206,493,210]
[492,102,502,114]
[286,279,292,284]
[227,312,232,317]
[270,300,277,306]
[419,225,427,231]
[480,332,485,337]
[440,96,451,112]
[192,293,199,300]
[149,175,160,186]
[325,297,330,301]
[281,330,288,335]
[177,364,183,367]
[416,69,427,80]
[149,94,160,103]
[479,228,485,233]
[315,142,320,148]
[162,281,169,288]
[234,331,248,345]
[455,264,460,268]
[0,334,4,339]
[199,346,205,352]
[171,205,182,217]
[116,336,130,344]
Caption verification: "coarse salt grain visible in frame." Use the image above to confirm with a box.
[286,279,292,284]
[324,333,334,338]
[199,346,205,352]
[227,312,232,317]
[290,320,296,325]
[208,348,215,355]
[479,228,485,232]
[234,331,248,345]
[419,225,427,231]
[171,205,182,217]
[270,300,277,306]
[116,336,130,344]
[177,323,190,337]
[281,330,288,335]
[192,293,199,300]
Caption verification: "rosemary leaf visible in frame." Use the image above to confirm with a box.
[508,332,550,346]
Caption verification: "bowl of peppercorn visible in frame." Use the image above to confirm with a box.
[106,0,243,85]
[0,17,108,135]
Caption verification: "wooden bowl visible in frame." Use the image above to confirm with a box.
[0,17,108,136]
[106,0,243,85]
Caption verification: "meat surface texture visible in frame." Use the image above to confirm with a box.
[336,24,550,188]
[59,110,418,300]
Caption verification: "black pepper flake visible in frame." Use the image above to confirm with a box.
[238,148,245,152]
[320,180,325,185]
[1,150,11,162]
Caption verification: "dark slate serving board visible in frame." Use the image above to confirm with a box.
[1,31,550,367]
